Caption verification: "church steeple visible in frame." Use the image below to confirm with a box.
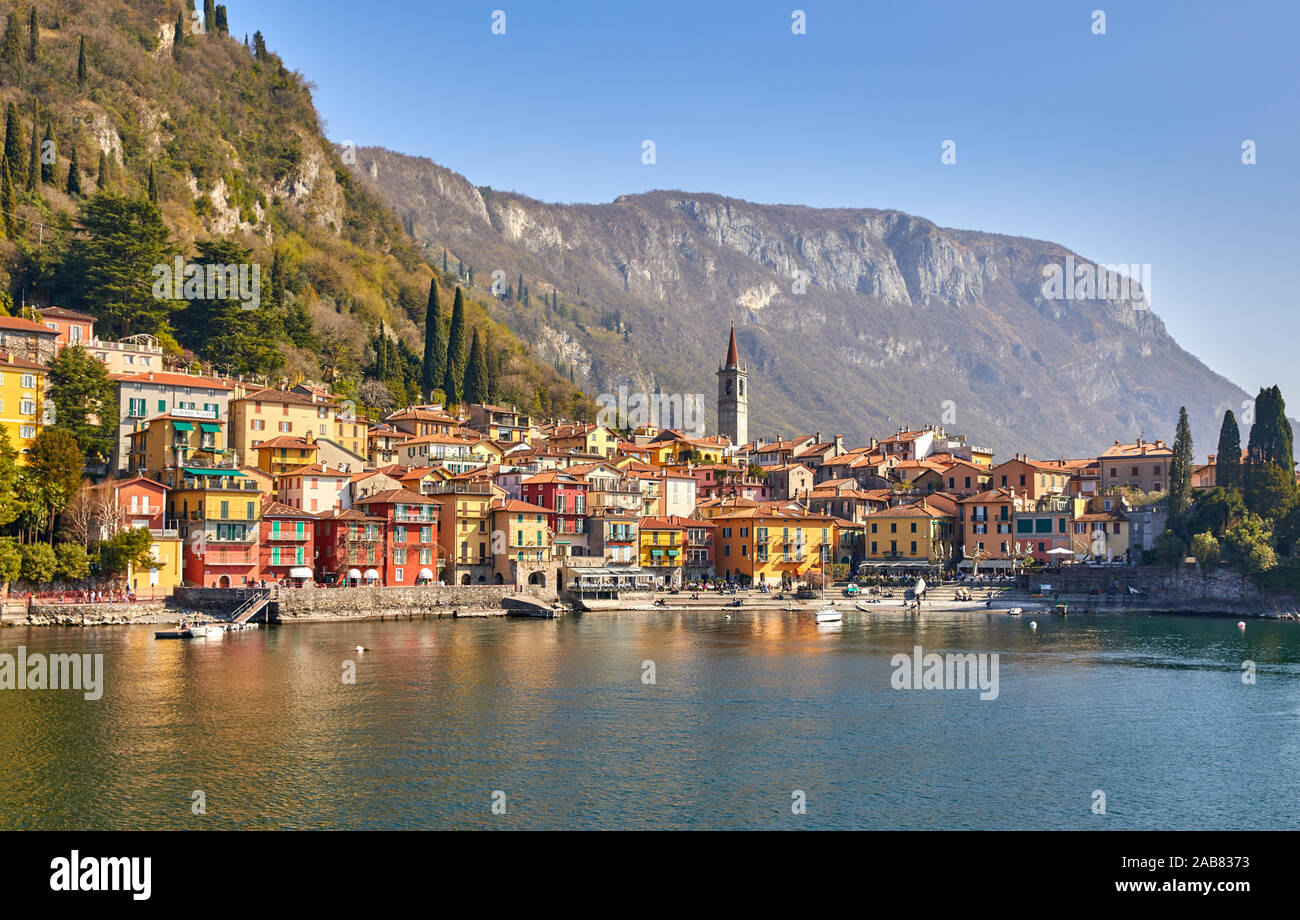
[717,324,748,447]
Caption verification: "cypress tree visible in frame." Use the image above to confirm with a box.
[173,12,185,57]
[421,280,446,399]
[215,5,229,35]
[1245,386,1296,514]
[1168,406,1194,530]
[204,0,216,35]
[441,248,447,273]
[1216,409,1242,490]
[39,124,53,183]
[441,287,467,404]
[25,103,37,190]
[464,329,488,405]
[26,7,38,64]
[0,154,14,238]
[1,13,21,67]
[147,164,159,203]
[65,147,81,197]
[77,36,87,85]
[3,103,24,187]
[484,330,499,403]
[97,150,109,187]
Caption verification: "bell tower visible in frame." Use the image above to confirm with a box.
[717,324,748,447]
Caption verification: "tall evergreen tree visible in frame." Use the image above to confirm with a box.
[204,0,216,35]
[1245,386,1297,515]
[173,12,185,57]
[65,146,81,196]
[1216,409,1242,491]
[147,163,159,203]
[39,124,53,183]
[1168,406,1194,531]
[442,248,447,272]
[3,103,24,187]
[77,36,87,85]
[26,7,38,63]
[421,280,446,399]
[215,5,229,35]
[97,150,109,187]
[484,329,499,403]
[0,13,21,67]
[464,329,488,405]
[0,155,14,239]
[441,287,467,404]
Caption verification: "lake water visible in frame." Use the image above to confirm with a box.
[2,610,1298,830]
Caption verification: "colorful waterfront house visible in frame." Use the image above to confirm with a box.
[259,500,317,585]
[957,487,1031,572]
[347,466,408,507]
[638,517,687,586]
[692,463,771,502]
[368,423,414,467]
[424,479,505,584]
[861,499,958,569]
[230,387,367,467]
[989,454,1072,500]
[0,350,47,459]
[488,498,554,586]
[355,489,440,586]
[240,465,276,499]
[126,413,228,478]
[0,314,59,364]
[108,477,182,596]
[678,515,717,581]
[276,462,350,514]
[760,463,815,501]
[586,509,640,566]
[83,332,166,376]
[160,466,263,588]
[649,469,698,517]
[384,405,459,438]
[467,437,505,466]
[520,470,590,558]
[467,403,534,443]
[712,508,839,588]
[313,508,387,585]
[114,371,236,474]
[1098,438,1174,494]
[802,482,892,524]
[1013,495,1083,565]
[35,306,97,353]
[253,434,320,477]
[578,464,644,514]
[1072,511,1131,562]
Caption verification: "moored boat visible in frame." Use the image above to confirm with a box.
[815,607,843,623]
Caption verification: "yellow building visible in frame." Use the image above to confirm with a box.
[129,536,183,596]
[713,507,838,587]
[862,499,957,565]
[424,479,506,584]
[638,517,686,584]
[126,414,228,477]
[160,467,263,587]
[0,350,46,459]
[468,437,505,466]
[253,435,320,476]
[547,423,618,459]
[229,387,366,464]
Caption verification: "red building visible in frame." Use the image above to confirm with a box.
[259,500,317,586]
[112,477,170,531]
[520,470,589,557]
[355,488,440,586]
[313,508,387,585]
[37,306,97,352]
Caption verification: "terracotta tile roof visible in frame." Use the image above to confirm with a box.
[115,371,235,389]
[0,316,57,334]
[37,306,98,322]
[261,499,316,518]
[254,436,316,451]
[357,488,438,506]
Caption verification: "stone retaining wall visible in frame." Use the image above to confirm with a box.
[272,585,553,621]
[6,601,176,627]
[1015,566,1299,615]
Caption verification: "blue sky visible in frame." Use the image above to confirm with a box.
[230,0,1297,409]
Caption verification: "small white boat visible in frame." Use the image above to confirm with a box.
[815,608,843,623]
[197,625,227,638]
[1007,607,1023,617]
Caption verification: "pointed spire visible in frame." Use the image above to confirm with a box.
[725,323,739,366]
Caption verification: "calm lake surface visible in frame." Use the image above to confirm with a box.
[2,610,1298,830]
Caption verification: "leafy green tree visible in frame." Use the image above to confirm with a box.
[96,527,153,579]
[24,429,85,541]
[1215,409,1241,491]
[1189,486,1245,538]
[0,538,20,589]
[1223,513,1277,574]
[0,429,20,530]
[464,328,488,405]
[55,543,91,582]
[20,542,57,585]
[441,286,467,404]
[1189,531,1220,567]
[47,345,117,464]
[1150,530,1187,567]
[421,280,445,399]
[58,192,176,337]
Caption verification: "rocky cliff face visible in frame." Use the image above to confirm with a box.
[355,146,1246,458]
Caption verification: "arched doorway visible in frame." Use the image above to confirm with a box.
[493,573,504,584]
[218,575,231,588]
[528,572,546,587]
[460,574,471,585]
